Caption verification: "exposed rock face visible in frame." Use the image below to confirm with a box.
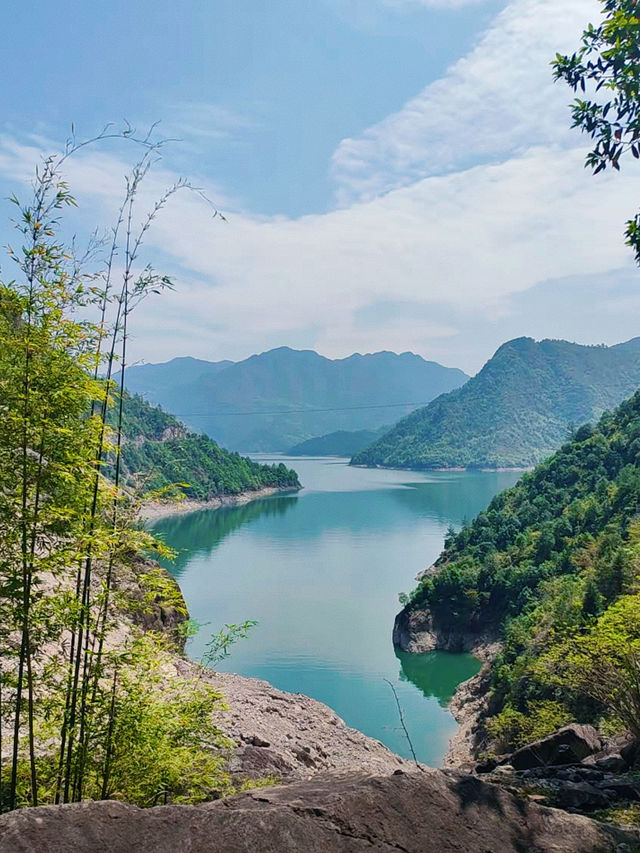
[160,425,187,442]
[443,661,493,769]
[1,771,637,853]
[393,607,499,658]
[393,606,500,767]
[117,560,189,644]
[173,660,409,782]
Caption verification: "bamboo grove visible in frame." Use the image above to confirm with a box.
[0,130,231,810]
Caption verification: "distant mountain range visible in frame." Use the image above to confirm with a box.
[352,337,640,470]
[123,347,469,452]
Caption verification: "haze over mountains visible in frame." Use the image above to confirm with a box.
[124,347,469,452]
[353,337,640,470]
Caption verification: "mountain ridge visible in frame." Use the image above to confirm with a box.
[352,336,640,470]
[123,347,469,452]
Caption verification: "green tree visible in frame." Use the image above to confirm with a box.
[545,594,640,738]
[553,0,640,262]
[0,128,233,812]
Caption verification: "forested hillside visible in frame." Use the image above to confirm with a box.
[123,347,469,451]
[400,388,640,750]
[119,394,300,500]
[353,337,640,470]
[287,426,389,457]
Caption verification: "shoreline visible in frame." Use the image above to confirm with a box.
[143,473,490,771]
[393,606,499,768]
[350,463,532,473]
[139,486,298,523]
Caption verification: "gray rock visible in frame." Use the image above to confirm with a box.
[586,754,627,774]
[621,737,640,769]
[0,771,638,853]
[572,766,605,782]
[600,777,640,802]
[509,724,603,771]
[171,662,410,783]
[554,780,614,811]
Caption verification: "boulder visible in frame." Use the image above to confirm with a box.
[509,725,603,771]
[583,753,627,774]
[582,732,639,773]
[600,777,640,802]
[553,781,613,812]
[620,737,640,769]
[0,770,637,853]
[475,757,498,774]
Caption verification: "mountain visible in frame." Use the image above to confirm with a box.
[121,357,233,408]
[397,387,640,752]
[123,347,469,452]
[352,337,640,470]
[118,394,300,501]
[287,426,390,457]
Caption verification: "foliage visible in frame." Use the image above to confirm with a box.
[540,594,640,739]
[0,130,232,813]
[352,337,640,470]
[401,389,640,750]
[118,393,301,501]
[6,635,232,808]
[592,804,640,828]
[201,621,258,667]
[553,0,640,264]
[486,702,573,752]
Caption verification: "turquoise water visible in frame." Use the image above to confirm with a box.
[152,457,521,766]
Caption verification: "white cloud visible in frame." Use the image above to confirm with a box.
[0,0,637,375]
[163,102,258,143]
[3,139,630,373]
[332,0,601,203]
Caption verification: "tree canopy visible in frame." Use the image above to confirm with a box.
[553,0,640,262]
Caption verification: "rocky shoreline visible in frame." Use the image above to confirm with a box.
[393,601,640,829]
[126,559,412,784]
[4,549,640,849]
[176,661,410,783]
[139,486,292,523]
[393,605,500,767]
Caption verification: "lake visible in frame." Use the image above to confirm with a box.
[152,457,521,767]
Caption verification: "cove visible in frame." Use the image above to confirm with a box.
[152,457,521,767]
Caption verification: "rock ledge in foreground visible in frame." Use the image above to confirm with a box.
[1,770,638,853]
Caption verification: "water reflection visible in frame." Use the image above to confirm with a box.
[152,496,299,575]
[390,471,523,527]
[396,648,480,709]
[151,457,518,765]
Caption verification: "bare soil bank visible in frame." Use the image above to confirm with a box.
[139,486,292,523]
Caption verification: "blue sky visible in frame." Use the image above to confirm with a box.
[1,0,639,373]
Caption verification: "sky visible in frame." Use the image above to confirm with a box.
[0,0,639,375]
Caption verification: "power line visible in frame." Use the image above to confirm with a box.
[171,401,429,418]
